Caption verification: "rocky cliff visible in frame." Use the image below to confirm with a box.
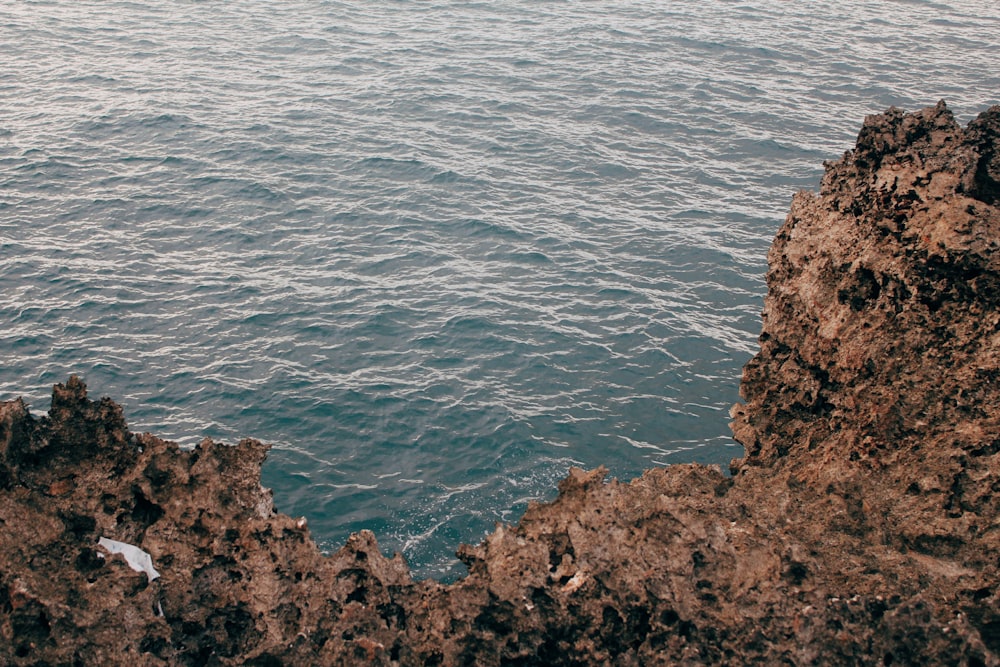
[1,102,999,666]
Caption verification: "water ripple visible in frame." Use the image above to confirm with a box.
[1,0,999,579]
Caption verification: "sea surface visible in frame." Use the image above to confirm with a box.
[2,0,999,580]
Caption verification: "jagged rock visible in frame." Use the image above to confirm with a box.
[1,102,999,665]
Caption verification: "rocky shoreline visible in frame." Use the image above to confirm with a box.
[2,102,999,665]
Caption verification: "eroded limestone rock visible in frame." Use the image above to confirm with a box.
[1,103,999,665]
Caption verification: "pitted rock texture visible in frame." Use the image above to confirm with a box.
[730,102,1000,573]
[1,103,999,665]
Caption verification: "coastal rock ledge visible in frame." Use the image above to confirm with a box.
[3,102,1000,666]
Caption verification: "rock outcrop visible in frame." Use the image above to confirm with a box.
[1,102,999,665]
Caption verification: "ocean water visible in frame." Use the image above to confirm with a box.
[2,0,998,580]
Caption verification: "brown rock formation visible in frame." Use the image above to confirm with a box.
[1,102,998,665]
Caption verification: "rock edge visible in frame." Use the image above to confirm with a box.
[1,102,999,665]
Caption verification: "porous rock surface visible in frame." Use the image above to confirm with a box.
[1,102,999,665]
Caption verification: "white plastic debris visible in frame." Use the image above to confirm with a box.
[97,537,161,582]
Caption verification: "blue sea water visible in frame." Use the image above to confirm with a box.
[1,0,999,580]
